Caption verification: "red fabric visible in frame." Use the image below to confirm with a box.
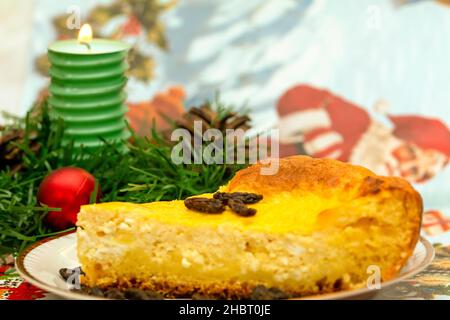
[388,115,450,157]
[278,141,302,157]
[422,210,450,236]
[7,282,46,300]
[276,84,371,161]
[277,85,329,117]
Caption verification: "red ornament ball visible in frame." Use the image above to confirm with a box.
[37,167,101,230]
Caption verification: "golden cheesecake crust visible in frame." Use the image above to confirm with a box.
[228,155,420,201]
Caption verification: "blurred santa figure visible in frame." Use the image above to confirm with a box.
[277,85,450,183]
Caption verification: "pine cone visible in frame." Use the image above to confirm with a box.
[167,104,253,166]
[0,102,44,173]
[0,127,40,173]
[175,104,251,138]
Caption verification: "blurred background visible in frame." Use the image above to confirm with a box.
[0,0,449,213]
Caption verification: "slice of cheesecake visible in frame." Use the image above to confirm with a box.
[76,156,422,298]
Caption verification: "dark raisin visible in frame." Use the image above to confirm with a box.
[212,192,230,203]
[143,290,164,300]
[192,293,215,300]
[228,199,256,217]
[90,286,105,297]
[123,288,163,300]
[59,267,83,281]
[233,192,263,204]
[59,268,71,281]
[316,277,327,291]
[250,285,290,300]
[333,278,343,291]
[123,288,148,300]
[104,288,125,299]
[213,192,263,204]
[184,197,225,213]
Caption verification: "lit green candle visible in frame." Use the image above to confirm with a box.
[47,24,131,152]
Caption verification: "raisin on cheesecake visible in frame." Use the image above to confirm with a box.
[76,156,422,299]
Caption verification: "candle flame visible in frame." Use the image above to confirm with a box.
[78,24,93,43]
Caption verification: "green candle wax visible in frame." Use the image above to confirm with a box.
[48,39,131,151]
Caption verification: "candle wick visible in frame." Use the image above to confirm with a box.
[80,41,91,51]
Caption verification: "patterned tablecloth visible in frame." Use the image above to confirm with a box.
[1,210,449,300]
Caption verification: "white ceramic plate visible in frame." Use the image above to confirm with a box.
[15,231,434,300]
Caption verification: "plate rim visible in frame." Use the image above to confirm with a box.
[15,230,102,300]
[15,231,435,300]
